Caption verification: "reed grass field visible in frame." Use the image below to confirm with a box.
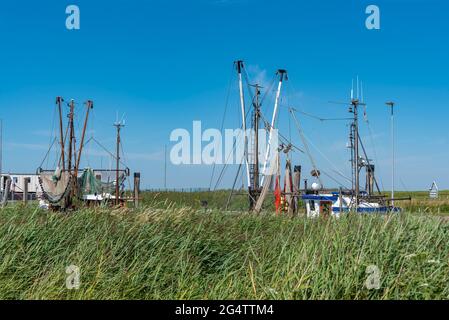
[0,191,448,300]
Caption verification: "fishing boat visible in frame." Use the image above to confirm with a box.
[37,97,131,210]
[300,90,406,217]
[212,61,407,216]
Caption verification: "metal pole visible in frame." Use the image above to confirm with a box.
[114,121,124,206]
[249,84,261,210]
[261,69,287,185]
[392,107,394,206]
[116,125,120,205]
[235,61,251,188]
[254,85,260,191]
[164,144,167,189]
[386,102,395,207]
[353,100,360,211]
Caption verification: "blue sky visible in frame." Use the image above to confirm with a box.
[0,0,448,190]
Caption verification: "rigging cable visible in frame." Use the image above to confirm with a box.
[38,138,57,170]
[364,118,385,191]
[288,107,352,182]
[358,131,383,196]
[209,64,234,190]
[289,108,324,187]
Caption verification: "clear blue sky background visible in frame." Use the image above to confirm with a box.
[0,0,448,190]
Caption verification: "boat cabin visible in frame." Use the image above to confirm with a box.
[302,192,400,217]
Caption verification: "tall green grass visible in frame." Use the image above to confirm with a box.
[0,204,447,300]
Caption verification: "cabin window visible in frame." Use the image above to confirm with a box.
[13,177,18,183]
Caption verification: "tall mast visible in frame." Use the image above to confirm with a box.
[261,69,287,186]
[352,99,360,209]
[56,97,66,171]
[64,99,76,208]
[74,100,93,179]
[235,60,251,189]
[114,120,125,206]
[249,84,261,209]
[386,101,395,206]
[253,84,260,190]
[67,99,75,174]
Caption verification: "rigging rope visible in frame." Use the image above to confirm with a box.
[365,118,385,191]
[209,64,234,190]
[39,137,57,170]
[358,132,383,196]
[288,107,353,182]
[289,108,324,187]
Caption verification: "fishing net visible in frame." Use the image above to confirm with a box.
[38,168,72,204]
[254,152,280,213]
[77,168,126,197]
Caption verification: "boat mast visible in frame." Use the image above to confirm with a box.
[235,60,251,190]
[386,101,395,207]
[253,84,261,190]
[74,100,93,180]
[56,97,66,171]
[351,99,360,211]
[65,99,76,208]
[67,99,75,175]
[114,120,124,206]
[249,84,261,209]
[261,69,287,186]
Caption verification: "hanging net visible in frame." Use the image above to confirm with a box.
[38,167,72,204]
[77,168,127,200]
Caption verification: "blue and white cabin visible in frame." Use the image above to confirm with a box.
[301,192,399,218]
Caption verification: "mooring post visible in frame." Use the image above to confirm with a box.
[1,176,11,207]
[134,172,140,208]
[23,177,30,205]
[293,165,301,214]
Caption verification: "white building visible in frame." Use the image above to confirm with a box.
[1,173,42,200]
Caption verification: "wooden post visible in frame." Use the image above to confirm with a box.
[23,177,30,205]
[1,176,11,207]
[134,172,140,208]
[293,165,301,215]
